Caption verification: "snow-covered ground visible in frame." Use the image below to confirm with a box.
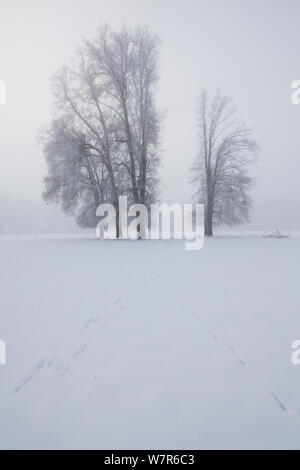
[0,234,299,449]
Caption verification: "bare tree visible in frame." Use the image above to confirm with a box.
[41,25,162,236]
[191,90,258,236]
[85,25,162,207]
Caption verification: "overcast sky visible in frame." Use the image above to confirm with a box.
[0,0,300,230]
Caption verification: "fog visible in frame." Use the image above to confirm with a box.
[0,0,299,232]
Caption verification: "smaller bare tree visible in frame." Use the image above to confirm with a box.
[191,90,258,236]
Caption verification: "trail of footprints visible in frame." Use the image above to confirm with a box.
[168,289,299,417]
[12,277,299,418]
[13,294,128,393]
[13,344,88,393]
[208,330,246,366]
[12,277,158,394]
[81,296,126,333]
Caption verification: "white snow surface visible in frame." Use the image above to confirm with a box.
[0,233,299,449]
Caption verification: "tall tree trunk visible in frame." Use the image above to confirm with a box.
[205,193,213,236]
[205,212,213,236]
[115,205,120,239]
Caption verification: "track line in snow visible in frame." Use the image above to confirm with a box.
[72,344,87,359]
[13,357,54,393]
[208,330,247,366]
[271,392,288,413]
[81,296,127,332]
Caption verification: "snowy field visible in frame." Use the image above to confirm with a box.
[0,234,299,449]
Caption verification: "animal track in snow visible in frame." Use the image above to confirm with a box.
[81,296,127,332]
[13,343,89,390]
[13,357,54,393]
[271,392,288,413]
[72,344,87,359]
[81,315,100,332]
[56,363,71,378]
[209,330,246,366]
[176,300,246,366]
[56,344,88,378]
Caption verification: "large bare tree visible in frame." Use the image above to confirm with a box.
[191,90,258,236]
[41,25,162,235]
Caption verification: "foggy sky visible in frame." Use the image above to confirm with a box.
[0,0,300,230]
